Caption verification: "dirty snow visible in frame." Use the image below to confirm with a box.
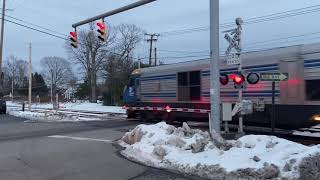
[119,122,320,179]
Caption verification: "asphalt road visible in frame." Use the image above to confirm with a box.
[0,114,206,180]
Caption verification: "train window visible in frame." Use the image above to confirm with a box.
[178,72,188,86]
[178,71,201,101]
[190,86,201,100]
[306,80,320,100]
[190,71,200,86]
[129,78,135,86]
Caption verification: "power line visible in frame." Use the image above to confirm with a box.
[160,4,320,37]
[157,49,209,54]
[3,18,68,40]
[4,14,67,37]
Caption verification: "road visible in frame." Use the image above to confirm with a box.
[0,114,205,180]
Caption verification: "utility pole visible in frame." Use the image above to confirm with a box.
[154,47,157,66]
[145,33,159,66]
[28,43,32,111]
[209,0,221,134]
[0,0,6,90]
[51,71,53,104]
[11,78,13,101]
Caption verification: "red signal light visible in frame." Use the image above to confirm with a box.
[97,22,105,30]
[70,31,77,38]
[233,74,245,85]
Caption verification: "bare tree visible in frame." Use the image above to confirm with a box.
[4,55,28,88]
[40,56,74,100]
[103,24,144,104]
[66,23,115,102]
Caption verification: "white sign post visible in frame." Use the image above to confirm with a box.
[224,17,244,134]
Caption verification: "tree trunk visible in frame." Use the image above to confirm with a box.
[91,71,97,103]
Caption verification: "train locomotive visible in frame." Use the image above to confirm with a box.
[123,43,320,130]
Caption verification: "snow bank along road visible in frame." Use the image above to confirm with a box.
[0,115,202,180]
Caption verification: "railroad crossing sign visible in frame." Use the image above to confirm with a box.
[224,18,243,55]
[260,73,288,81]
[225,33,241,54]
[226,53,241,65]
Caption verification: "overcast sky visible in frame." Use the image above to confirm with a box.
[3,0,320,72]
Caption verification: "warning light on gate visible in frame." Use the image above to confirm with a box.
[165,106,172,113]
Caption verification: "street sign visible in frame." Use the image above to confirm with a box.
[260,73,288,81]
[226,53,240,65]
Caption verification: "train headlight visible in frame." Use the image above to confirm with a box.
[311,115,320,122]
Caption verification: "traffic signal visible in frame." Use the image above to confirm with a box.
[70,31,78,48]
[220,74,229,85]
[247,73,260,85]
[97,21,106,41]
[232,73,246,89]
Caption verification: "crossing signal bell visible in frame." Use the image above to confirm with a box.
[97,21,107,42]
[70,31,78,48]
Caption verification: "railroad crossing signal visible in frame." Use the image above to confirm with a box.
[260,73,288,81]
[232,73,246,89]
[70,31,78,48]
[97,21,107,42]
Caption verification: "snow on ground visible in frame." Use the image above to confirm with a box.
[7,101,126,122]
[119,122,320,179]
[6,101,126,114]
[7,109,103,122]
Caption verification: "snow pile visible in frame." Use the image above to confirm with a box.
[119,122,320,179]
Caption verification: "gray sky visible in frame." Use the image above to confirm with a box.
[3,0,320,72]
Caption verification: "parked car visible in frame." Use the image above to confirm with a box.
[0,99,6,114]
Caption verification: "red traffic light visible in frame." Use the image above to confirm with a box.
[97,22,105,30]
[69,31,78,48]
[233,74,245,85]
[70,31,77,38]
[220,74,229,85]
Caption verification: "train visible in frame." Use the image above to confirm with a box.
[123,43,320,130]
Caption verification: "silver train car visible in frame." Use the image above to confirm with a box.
[123,43,320,130]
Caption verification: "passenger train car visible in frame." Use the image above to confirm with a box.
[123,43,320,130]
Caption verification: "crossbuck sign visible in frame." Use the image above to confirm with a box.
[224,26,242,55]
